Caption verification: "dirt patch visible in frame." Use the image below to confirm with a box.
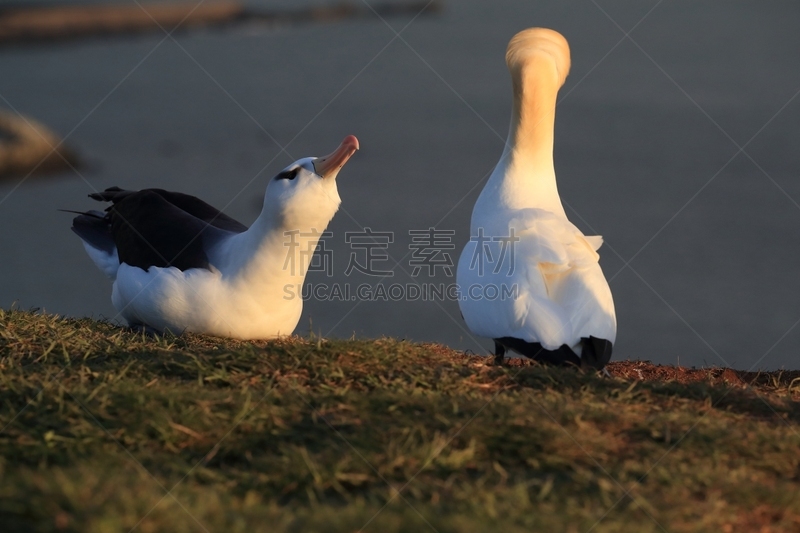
[608,360,747,387]
[462,351,800,398]
[607,360,800,397]
[723,504,800,533]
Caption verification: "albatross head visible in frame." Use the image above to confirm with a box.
[506,28,570,91]
[263,135,359,230]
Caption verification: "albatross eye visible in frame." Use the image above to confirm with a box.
[275,168,299,181]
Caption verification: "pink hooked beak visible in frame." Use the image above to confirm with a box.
[313,135,359,179]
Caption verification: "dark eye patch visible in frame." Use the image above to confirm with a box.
[275,168,299,181]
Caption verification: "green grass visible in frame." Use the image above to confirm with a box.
[1,309,799,532]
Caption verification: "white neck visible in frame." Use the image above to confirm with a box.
[214,204,331,295]
[472,35,568,229]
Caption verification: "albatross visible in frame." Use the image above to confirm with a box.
[456,28,616,369]
[70,135,359,339]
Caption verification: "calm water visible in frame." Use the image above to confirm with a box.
[1,0,799,370]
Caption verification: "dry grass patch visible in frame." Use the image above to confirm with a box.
[1,309,799,532]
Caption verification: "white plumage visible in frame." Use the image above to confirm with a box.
[73,136,359,339]
[457,28,616,366]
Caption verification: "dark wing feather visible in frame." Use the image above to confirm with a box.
[89,187,248,234]
[70,210,115,254]
[107,190,216,271]
[82,187,247,272]
[88,186,129,202]
[145,189,248,233]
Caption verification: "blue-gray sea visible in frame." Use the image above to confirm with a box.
[1,0,799,370]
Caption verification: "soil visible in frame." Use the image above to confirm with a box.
[475,351,800,397]
[607,360,800,393]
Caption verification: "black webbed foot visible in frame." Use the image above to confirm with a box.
[579,336,613,371]
[494,336,613,370]
[493,340,506,365]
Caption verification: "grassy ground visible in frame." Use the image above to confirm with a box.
[1,309,799,532]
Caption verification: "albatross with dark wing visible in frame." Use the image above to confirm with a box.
[70,135,359,339]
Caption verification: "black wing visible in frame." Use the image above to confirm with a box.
[80,187,247,271]
[89,187,248,233]
[70,209,115,254]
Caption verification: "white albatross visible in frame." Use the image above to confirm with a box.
[70,135,359,339]
[456,28,616,369]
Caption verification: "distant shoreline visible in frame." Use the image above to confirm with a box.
[0,1,443,46]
